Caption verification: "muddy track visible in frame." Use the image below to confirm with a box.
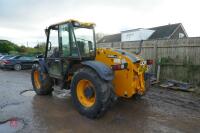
[145,87,200,112]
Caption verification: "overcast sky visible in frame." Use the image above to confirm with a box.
[0,0,199,46]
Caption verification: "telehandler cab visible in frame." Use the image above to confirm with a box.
[31,19,149,118]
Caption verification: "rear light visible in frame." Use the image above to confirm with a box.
[111,63,128,70]
[112,64,122,70]
[147,59,153,65]
[3,60,11,64]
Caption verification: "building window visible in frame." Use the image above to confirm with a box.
[179,33,185,38]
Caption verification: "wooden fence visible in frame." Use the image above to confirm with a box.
[97,37,200,86]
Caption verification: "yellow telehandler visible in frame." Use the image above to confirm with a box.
[31,19,150,118]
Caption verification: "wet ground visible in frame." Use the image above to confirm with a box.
[0,69,200,133]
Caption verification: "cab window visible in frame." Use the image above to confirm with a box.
[47,27,59,58]
[59,24,70,57]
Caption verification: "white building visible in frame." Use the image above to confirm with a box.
[121,29,155,42]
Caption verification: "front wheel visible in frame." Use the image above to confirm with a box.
[31,65,53,95]
[14,64,21,71]
[71,67,114,119]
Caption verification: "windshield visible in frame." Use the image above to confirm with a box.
[73,27,95,57]
[2,55,13,59]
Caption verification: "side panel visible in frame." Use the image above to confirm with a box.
[81,61,114,81]
[95,48,146,98]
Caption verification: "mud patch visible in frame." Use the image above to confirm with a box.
[0,118,25,133]
[20,90,35,97]
[111,114,128,124]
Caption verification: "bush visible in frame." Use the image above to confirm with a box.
[0,40,20,53]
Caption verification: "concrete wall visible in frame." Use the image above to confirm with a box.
[97,37,200,86]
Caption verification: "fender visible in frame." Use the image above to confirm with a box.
[81,61,114,81]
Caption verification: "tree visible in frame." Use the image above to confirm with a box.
[0,40,19,53]
[0,40,46,55]
[18,45,27,53]
[34,42,46,53]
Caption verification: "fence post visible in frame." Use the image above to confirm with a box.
[111,43,113,48]
[153,43,158,73]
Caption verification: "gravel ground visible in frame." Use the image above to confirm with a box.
[0,69,200,133]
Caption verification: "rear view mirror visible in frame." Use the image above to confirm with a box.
[48,41,52,51]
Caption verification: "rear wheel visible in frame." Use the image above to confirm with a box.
[71,67,114,119]
[31,65,53,95]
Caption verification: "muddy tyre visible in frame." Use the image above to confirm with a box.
[71,67,113,119]
[31,65,53,95]
[107,82,118,107]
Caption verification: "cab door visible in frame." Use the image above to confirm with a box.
[46,24,71,79]
[59,24,71,74]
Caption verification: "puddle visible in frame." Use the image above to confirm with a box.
[0,118,25,133]
[20,89,71,99]
[20,90,35,97]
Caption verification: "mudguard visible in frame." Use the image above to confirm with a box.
[81,61,114,81]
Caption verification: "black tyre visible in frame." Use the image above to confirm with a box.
[71,67,114,119]
[14,64,21,71]
[31,65,53,95]
[106,82,118,107]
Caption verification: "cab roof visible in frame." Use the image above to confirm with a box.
[48,19,95,28]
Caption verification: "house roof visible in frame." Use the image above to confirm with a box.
[98,23,186,43]
[148,23,181,39]
[97,33,121,43]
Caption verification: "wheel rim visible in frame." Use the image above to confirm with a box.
[34,70,41,89]
[77,79,96,107]
[15,64,21,71]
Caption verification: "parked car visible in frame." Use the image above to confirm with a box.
[0,55,14,68]
[1,56,38,71]
[0,55,14,60]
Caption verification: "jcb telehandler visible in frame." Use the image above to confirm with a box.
[31,19,150,119]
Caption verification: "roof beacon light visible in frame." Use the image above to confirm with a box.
[73,22,80,27]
